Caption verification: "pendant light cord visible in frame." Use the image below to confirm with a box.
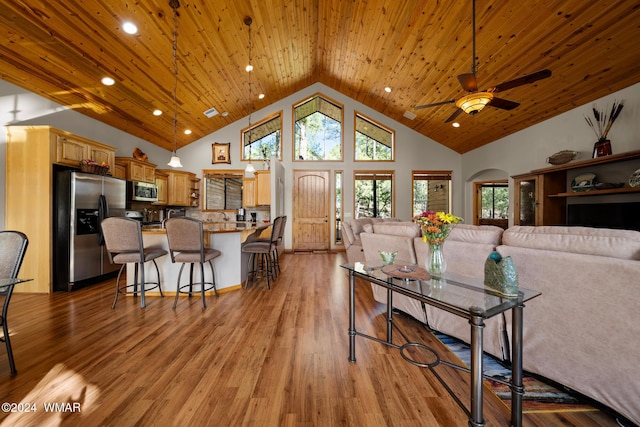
[172,1,179,155]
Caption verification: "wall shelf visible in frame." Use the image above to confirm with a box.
[531,149,640,174]
[551,186,640,198]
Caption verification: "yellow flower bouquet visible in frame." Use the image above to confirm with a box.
[413,211,463,244]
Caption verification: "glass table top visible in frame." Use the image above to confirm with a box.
[342,263,541,319]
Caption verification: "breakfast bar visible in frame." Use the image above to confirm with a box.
[127,221,270,292]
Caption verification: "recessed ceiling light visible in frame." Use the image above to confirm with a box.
[221,111,229,117]
[122,22,138,35]
[258,93,265,99]
[184,129,192,135]
[452,122,460,128]
[384,87,391,93]
[101,77,115,86]
[245,64,253,72]
[153,109,162,116]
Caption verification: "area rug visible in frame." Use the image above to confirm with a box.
[434,332,598,414]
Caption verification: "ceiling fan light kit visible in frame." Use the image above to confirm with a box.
[456,92,494,115]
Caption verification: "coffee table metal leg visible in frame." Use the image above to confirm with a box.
[469,308,485,427]
[348,271,356,362]
[386,286,393,343]
[511,303,525,427]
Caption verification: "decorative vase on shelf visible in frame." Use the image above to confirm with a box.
[426,242,447,279]
[592,138,612,158]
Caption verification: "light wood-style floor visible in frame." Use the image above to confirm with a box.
[0,252,619,426]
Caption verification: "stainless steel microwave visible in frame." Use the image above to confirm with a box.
[127,181,158,202]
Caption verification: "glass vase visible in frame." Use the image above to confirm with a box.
[426,242,447,279]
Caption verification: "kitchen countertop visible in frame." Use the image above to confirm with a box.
[141,221,270,234]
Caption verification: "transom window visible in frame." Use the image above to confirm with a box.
[293,94,343,161]
[241,112,282,161]
[355,113,394,161]
[354,171,394,218]
[412,170,452,216]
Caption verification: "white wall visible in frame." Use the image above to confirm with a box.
[0,80,462,249]
[461,82,640,224]
[3,77,639,245]
[177,83,462,249]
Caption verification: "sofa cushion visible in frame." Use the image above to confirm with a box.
[503,226,640,260]
[372,221,421,237]
[448,223,503,245]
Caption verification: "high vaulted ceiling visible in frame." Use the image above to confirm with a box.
[1,1,639,154]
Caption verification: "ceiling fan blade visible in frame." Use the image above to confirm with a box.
[487,97,520,110]
[414,99,456,110]
[444,108,463,123]
[490,69,552,92]
[457,73,478,92]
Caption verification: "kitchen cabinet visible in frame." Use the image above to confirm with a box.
[158,170,196,206]
[243,178,256,207]
[4,126,117,293]
[55,132,115,170]
[154,171,168,205]
[115,157,156,183]
[512,149,640,225]
[112,163,127,180]
[255,170,271,206]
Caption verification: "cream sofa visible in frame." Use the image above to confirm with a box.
[360,223,640,425]
[341,217,401,263]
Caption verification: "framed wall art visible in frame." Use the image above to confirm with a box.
[212,143,231,164]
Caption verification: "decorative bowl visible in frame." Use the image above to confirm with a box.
[379,251,397,265]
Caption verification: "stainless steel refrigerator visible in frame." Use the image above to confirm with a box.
[54,170,126,291]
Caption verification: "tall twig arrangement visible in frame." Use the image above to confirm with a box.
[585,100,624,141]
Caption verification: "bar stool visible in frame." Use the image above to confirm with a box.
[242,216,284,290]
[0,231,28,375]
[101,217,166,308]
[254,215,287,276]
[165,217,220,309]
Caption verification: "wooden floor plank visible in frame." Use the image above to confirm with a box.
[0,252,619,426]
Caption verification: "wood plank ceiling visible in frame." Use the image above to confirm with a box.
[1,0,639,154]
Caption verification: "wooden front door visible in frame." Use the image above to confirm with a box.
[293,170,330,251]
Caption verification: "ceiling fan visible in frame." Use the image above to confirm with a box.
[414,0,551,123]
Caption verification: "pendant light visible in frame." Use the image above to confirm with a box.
[167,0,183,168]
[244,16,255,174]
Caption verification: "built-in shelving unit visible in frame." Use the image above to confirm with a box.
[512,149,640,226]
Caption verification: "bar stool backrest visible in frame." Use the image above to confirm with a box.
[165,217,205,261]
[101,217,144,262]
[269,216,285,245]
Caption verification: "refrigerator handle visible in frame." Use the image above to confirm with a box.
[98,194,108,246]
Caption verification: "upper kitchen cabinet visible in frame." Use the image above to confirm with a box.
[157,170,197,206]
[255,171,271,206]
[153,171,168,206]
[115,157,156,183]
[4,126,117,293]
[54,129,115,169]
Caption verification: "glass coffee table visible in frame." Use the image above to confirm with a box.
[342,262,540,427]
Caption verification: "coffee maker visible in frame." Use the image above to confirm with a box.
[236,208,245,222]
[250,212,257,222]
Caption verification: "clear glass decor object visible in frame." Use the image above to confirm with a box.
[427,242,447,279]
[379,251,397,265]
